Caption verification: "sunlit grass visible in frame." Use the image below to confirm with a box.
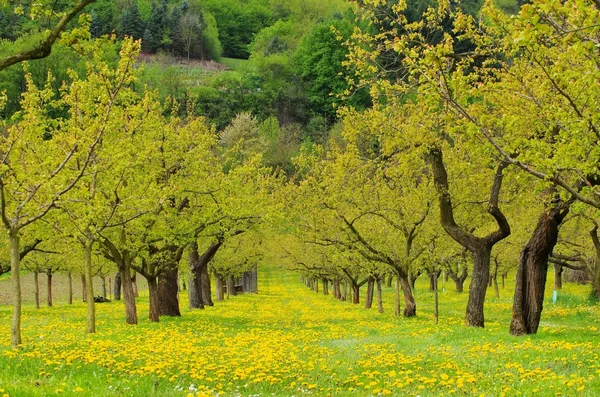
[0,267,598,396]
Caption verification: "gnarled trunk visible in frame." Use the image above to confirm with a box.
[510,206,568,336]
[465,246,491,327]
[400,273,416,317]
[158,267,181,317]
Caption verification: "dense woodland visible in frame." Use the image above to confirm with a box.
[0,0,599,353]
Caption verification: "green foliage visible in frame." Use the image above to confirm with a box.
[120,1,145,40]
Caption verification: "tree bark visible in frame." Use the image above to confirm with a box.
[588,226,600,301]
[226,276,235,298]
[429,149,510,327]
[131,273,138,297]
[429,269,441,291]
[554,264,563,290]
[351,283,359,304]
[120,263,137,325]
[200,262,213,306]
[101,276,107,299]
[434,271,439,324]
[332,278,340,299]
[34,272,40,310]
[510,205,569,335]
[188,269,203,309]
[113,272,121,300]
[81,274,87,302]
[365,277,374,309]
[386,275,393,288]
[46,269,53,307]
[215,271,224,302]
[376,277,384,313]
[158,267,181,317]
[400,273,417,317]
[68,272,73,305]
[341,280,347,301]
[84,242,96,333]
[147,276,159,322]
[10,231,22,347]
[322,278,329,296]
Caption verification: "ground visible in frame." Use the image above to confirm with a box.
[0,267,598,396]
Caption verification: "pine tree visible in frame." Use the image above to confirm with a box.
[120,2,144,40]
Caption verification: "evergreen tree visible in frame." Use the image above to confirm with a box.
[120,2,144,40]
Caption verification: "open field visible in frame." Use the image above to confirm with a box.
[0,268,599,397]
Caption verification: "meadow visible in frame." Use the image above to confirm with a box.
[0,268,599,397]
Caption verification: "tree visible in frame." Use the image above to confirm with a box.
[120,1,144,40]
[0,0,96,72]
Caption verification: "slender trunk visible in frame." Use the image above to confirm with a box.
[68,272,73,305]
[46,269,52,307]
[351,283,359,304]
[341,281,347,302]
[493,274,499,299]
[434,272,439,324]
[376,277,383,313]
[84,242,96,333]
[101,276,107,299]
[455,278,465,293]
[510,206,567,336]
[554,264,563,290]
[81,274,86,302]
[314,278,319,293]
[114,272,122,300]
[109,277,112,301]
[322,278,329,296]
[502,273,506,289]
[34,272,40,310]
[158,267,181,317]
[215,272,224,302]
[465,247,491,327]
[147,276,159,322]
[120,263,137,325]
[386,275,393,288]
[10,231,22,347]
[332,278,340,299]
[365,277,374,309]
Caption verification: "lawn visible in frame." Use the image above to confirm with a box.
[0,267,598,397]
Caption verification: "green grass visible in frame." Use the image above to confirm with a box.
[220,57,249,71]
[0,267,598,397]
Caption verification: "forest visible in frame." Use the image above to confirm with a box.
[0,0,599,396]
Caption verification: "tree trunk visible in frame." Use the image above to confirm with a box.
[114,272,122,300]
[502,273,506,289]
[365,277,374,309]
[510,206,568,336]
[81,274,86,302]
[554,264,563,290]
[84,242,96,333]
[188,269,203,309]
[158,267,181,317]
[46,269,53,307]
[147,276,159,322]
[376,277,384,313]
[493,274,499,299]
[465,247,491,327]
[322,278,329,296]
[400,273,417,317]
[455,278,465,293]
[332,278,340,299]
[351,283,359,304]
[68,272,73,305]
[34,272,40,310]
[101,276,107,299]
[215,272,224,302]
[226,276,235,299]
[10,230,22,347]
[131,273,138,297]
[313,278,319,293]
[341,280,347,302]
[120,263,137,325]
[200,262,213,306]
[386,275,393,288]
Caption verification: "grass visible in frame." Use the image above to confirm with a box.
[220,57,250,71]
[0,266,599,396]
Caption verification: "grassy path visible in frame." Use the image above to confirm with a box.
[0,267,599,396]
